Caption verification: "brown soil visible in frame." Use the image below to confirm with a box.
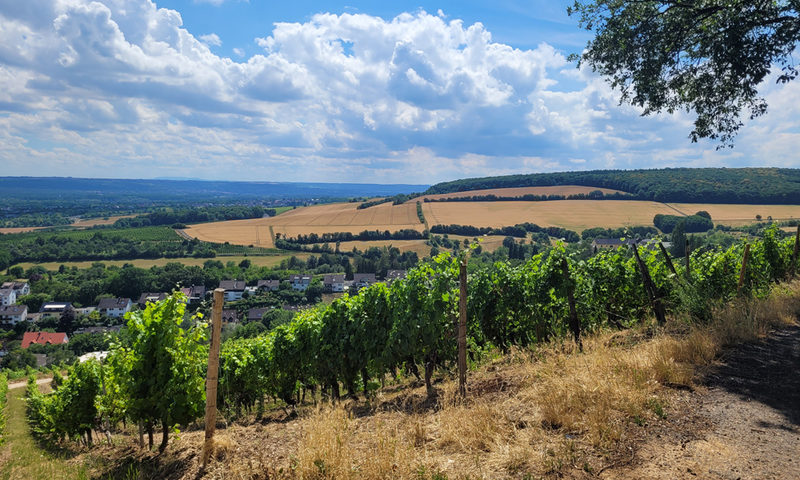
[603,325,800,480]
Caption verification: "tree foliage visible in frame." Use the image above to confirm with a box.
[568,1,800,145]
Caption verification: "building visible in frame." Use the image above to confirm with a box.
[385,270,407,283]
[0,288,16,306]
[97,297,132,318]
[257,280,280,292]
[137,292,168,308]
[323,274,345,292]
[189,285,207,303]
[221,309,239,324]
[0,304,28,325]
[1,281,30,296]
[219,280,246,302]
[39,302,72,317]
[73,325,122,335]
[247,307,270,323]
[353,273,376,289]
[21,331,69,349]
[289,274,312,291]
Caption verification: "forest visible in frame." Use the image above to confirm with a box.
[425,168,800,204]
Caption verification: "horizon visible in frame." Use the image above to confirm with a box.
[1,1,798,184]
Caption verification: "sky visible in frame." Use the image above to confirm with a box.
[0,0,798,185]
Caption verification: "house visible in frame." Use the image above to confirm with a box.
[137,292,168,308]
[221,309,239,324]
[75,306,96,316]
[385,270,407,283]
[97,297,132,318]
[73,325,122,335]
[39,302,72,317]
[289,274,312,291]
[353,273,376,289]
[219,280,246,302]
[323,274,345,292]
[257,279,280,292]
[21,331,69,349]
[0,288,16,306]
[0,304,28,325]
[247,307,270,323]
[189,285,207,303]
[1,281,30,296]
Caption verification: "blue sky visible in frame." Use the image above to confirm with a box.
[0,0,798,184]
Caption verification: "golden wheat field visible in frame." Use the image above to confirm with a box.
[413,185,624,202]
[183,198,800,249]
[185,201,424,248]
[310,235,510,257]
[667,203,800,225]
[422,199,679,231]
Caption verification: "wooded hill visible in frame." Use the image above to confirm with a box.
[425,168,800,204]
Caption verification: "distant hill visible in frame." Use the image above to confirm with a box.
[0,177,429,216]
[425,168,800,204]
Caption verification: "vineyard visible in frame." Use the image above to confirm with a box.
[22,226,800,461]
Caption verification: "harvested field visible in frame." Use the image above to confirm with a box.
[668,203,800,226]
[423,199,677,232]
[0,215,136,234]
[414,185,625,202]
[10,254,310,271]
[310,235,509,257]
[185,202,423,248]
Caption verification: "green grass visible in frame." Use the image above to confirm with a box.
[0,226,181,244]
[273,206,294,216]
[0,386,88,480]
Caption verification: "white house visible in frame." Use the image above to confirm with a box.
[0,304,28,325]
[0,288,16,306]
[289,274,312,291]
[97,297,132,319]
[353,273,376,289]
[257,280,280,292]
[1,281,30,296]
[219,280,246,302]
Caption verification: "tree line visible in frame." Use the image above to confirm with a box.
[429,223,581,243]
[425,168,800,204]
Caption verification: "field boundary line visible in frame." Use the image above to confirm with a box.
[176,229,193,240]
[663,203,689,216]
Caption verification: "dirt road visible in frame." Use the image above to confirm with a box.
[604,325,800,480]
[7,376,53,390]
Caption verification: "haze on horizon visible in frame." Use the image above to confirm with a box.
[1,0,798,185]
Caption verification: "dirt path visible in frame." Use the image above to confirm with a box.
[7,377,53,390]
[604,325,800,480]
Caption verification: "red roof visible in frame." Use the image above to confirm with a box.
[21,332,69,349]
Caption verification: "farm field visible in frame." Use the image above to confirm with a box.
[413,185,625,202]
[184,201,424,248]
[667,203,800,225]
[10,254,310,271]
[182,198,800,249]
[0,215,136,234]
[310,235,509,257]
[422,199,677,232]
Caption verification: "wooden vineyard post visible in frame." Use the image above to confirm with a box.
[658,242,677,276]
[561,258,582,351]
[685,244,691,282]
[202,288,224,469]
[792,225,800,277]
[632,244,667,325]
[737,244,751,296]
[457,258,468,399]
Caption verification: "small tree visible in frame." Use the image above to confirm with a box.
[115,292,207,451]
